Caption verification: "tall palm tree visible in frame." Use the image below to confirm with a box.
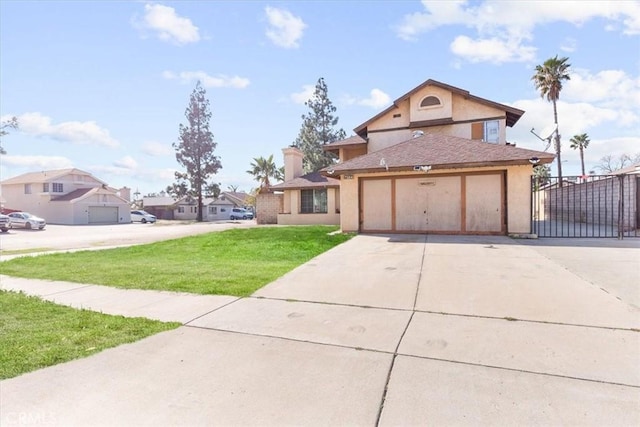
[570,133,590,176]
[532,55,571,185]
[246,155,283,193]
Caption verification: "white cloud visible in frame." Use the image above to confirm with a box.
[142,141,172,156]
[342,89,392,109]
[1,155,74,170]
[450,35,536,64]
[163,70,250,89]
[395,1,640,63]
[563,69,640,111]
[136,3,200,45]
[290,84,315,104]
[113,156,138,170]
[265,6,306,48]
[10,112,119,148]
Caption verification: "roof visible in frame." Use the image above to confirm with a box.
[321,133,555,176]
[0,168,106,185]
[323,135,368,152]
[271,172,341,190]
[612,162,640,175]
[220,191,250,205]
[51,188,95,202]
[353,79,525,136]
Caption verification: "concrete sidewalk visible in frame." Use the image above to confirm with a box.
[1,234,639,426]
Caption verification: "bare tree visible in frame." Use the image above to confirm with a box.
[595,153,640,173]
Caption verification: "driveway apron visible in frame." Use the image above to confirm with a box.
[1,234,638,426]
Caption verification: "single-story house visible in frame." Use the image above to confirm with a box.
[0,168,131,225]
[173,195,236,221]
[142,196,178,220]
[266,78,554,235]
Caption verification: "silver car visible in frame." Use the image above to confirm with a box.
[8,212,46,230]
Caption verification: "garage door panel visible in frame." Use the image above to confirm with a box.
[395,177,461,232]
[362,179,392,231]
[465,174,502,232]
[88,206,118,224]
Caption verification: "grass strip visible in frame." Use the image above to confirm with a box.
[0,291,179,379]
[0,226,353,296]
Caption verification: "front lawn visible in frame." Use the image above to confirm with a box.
[0,226,353,297]
[0,291,179,379]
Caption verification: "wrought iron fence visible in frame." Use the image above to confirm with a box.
[531,174,638,238]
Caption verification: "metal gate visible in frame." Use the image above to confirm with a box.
[531,174,638,238]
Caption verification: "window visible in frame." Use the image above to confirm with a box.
[24,184,32,194]
[209,206,217,214]
[301,189,327,214]
[178,206,185,213]
[42,183,49,192]
[484,120,499,143]
[220,208,226,212]
[52,182,63,192]
[419,96,441,108]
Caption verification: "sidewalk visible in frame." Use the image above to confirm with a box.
[1,234,639,426]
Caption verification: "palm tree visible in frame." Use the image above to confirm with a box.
[227,184,239,192]
[570,133,590,176]
[532,55,571,185]
[246,155,283,193]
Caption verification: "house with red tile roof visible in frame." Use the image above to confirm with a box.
[0,168,131,224]
[268,79,554,234]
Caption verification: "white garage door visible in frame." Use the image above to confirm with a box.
[88,206,118,224]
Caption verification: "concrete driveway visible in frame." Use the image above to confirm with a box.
[1,234,639,426]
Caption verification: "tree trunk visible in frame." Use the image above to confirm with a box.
[553,100,563,186]
[580,147,585,176]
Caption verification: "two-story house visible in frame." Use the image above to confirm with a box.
[270,79,554,235]
[0,168,131,225]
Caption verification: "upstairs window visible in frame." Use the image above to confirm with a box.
[43,183,49,192]
[472,120,500,143]
[419,96,441,108]
[52,182,64,192]
[24,184,32,194]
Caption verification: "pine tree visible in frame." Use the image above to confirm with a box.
[173,81,222,221]
[293,78,346,173]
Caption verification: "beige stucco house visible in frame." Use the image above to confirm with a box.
[0,168,131,225]
[321,79,554,235]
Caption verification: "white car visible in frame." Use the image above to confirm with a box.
[8,212,46,230]
[229,208,254,220]
[131,210,156,223]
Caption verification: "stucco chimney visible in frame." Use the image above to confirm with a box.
[282,147,304,181]
[118,187,131,202]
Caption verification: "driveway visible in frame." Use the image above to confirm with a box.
[1,234,639,426]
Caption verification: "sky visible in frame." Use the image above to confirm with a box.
[1,0,639,197]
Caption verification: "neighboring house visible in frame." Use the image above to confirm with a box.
[269,147,341,226]
[173,196,236,221]
[0,168,131,225]
[269,78,555,235]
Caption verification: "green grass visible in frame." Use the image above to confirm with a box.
[0,291,180,379]
[0,226,353,297]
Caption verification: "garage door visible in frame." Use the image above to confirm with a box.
[360,173,504,234]
[88,206,118,224]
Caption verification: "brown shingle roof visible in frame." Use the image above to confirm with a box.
[354,79,524,136]
[322,134,554,176]
[271,172,340,190]
[50,188,95,202]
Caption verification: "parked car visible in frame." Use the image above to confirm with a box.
[229,208,254,220]
[8,212,46,230]
[0,214,10,232]
[131,210,156,224]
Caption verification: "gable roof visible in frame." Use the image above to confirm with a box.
[50,186,129,204]
[354,79,525,136]
[323,135,367,150]
[0,168,106,185]
[271,172,340,190]
[143,196,177,207]
[220,191,250,206]
[322,133,554,176]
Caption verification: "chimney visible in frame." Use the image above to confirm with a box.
[282,147,304,181]
[118,186,131,202]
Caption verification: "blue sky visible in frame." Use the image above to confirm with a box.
[1,0,639,197]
